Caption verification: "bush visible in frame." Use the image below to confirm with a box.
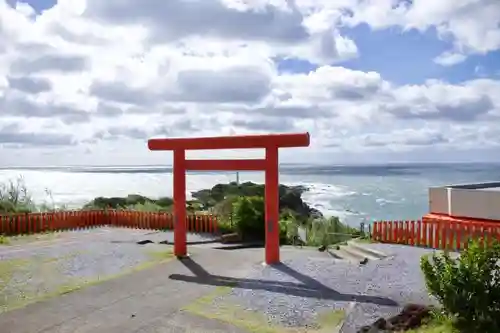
[228,195,358,246]
[306,216,358,247]
[232,196,265,240]
[0,177,35,214]
[231,196,296,242]
[420,239,500,331]
[279,210,299,243]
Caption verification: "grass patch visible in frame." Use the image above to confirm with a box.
[0,232,60,246]
[316,309,345,329]
[1,253,85,312]
[0,249,175,313]
[0,258,32,310]
[407,315,458,333]
[184,286,345,332]
[54,249,175,295]
[35,251,174,302]
[0,258,30,290]
[0,235,9,245]
[145,248,175,261]
[355,237,375,244]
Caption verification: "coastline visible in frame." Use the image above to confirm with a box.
[5,163,475,225]
[1,179,363,247]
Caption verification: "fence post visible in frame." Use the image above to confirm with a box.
[393,221,399,243]
[447,222,454,250]
[432,220,439,249]
[401,220,406,244]
[409,220,415,246]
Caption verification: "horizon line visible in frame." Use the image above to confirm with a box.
[1,161,500,169]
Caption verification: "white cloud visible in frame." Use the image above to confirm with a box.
[433,52,467,66]
[0,0,499,167]
[342,0,500,65]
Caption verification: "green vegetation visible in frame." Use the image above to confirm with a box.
[219,193,360,246]
[0,248,174,312]
[0,235,8,245]
[420,238,500,332]
[0,232,60,246]
[1,178,361,247]
[407,312,457,333]
[0,258,30,293]
[0,178,36,214]
[0,177,67,214]
[83,194,176,212]
[184,286,345,332]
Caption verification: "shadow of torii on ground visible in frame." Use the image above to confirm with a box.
[169,257,397,306]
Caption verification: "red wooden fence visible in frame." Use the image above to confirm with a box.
[0,210,218,236]
[372,219,500,250]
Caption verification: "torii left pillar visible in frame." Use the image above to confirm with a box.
[148,132,310,265]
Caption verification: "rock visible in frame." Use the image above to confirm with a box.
[373,318,387,330]
[136,240,154,245]
[358,304,434,332]
[220,233,242,244]
[191,181,323,222]
[358,325,381,333]
[358,325,377,333]
[291,235,305,247]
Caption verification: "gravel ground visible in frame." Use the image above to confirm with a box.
[1,232,443,332]
[0,227,216,311]
[198,244,440,333]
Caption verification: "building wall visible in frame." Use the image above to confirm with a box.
[429,187,448,215]
[429,185,500,221]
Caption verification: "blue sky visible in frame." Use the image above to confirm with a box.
[0,0,499,166]
[14,0,500,86]
[13,0,500,86]
[340,24,500,85]
[10,0,55,13]
[280,23,500,85]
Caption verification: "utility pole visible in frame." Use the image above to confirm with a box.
[236,172,240,185]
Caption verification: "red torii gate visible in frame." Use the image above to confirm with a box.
[148,132,310,265]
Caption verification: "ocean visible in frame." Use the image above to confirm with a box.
[0,163,499,227]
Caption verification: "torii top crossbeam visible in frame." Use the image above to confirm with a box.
[148,132,310,151]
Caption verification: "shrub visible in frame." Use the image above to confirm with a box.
[232,196,265,240]
[305,216,358,247]
[0,177,35,214]
[231,196,296,242]
[279,210,299,243]
[420,239,500,331]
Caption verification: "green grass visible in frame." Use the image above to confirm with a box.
[145,248,175,261]
[355,236,375,244]
[0,258,30,289]
[0,248,175,313]
[0,235,9,245]
[407,316,458,333]
[0,258,34,311]
[0,232,60,246]
[183,286,346,332]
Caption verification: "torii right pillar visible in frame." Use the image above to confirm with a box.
[265,145,280,264]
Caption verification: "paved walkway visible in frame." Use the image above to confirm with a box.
[1,240,429,333]
[0,248,263,333]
